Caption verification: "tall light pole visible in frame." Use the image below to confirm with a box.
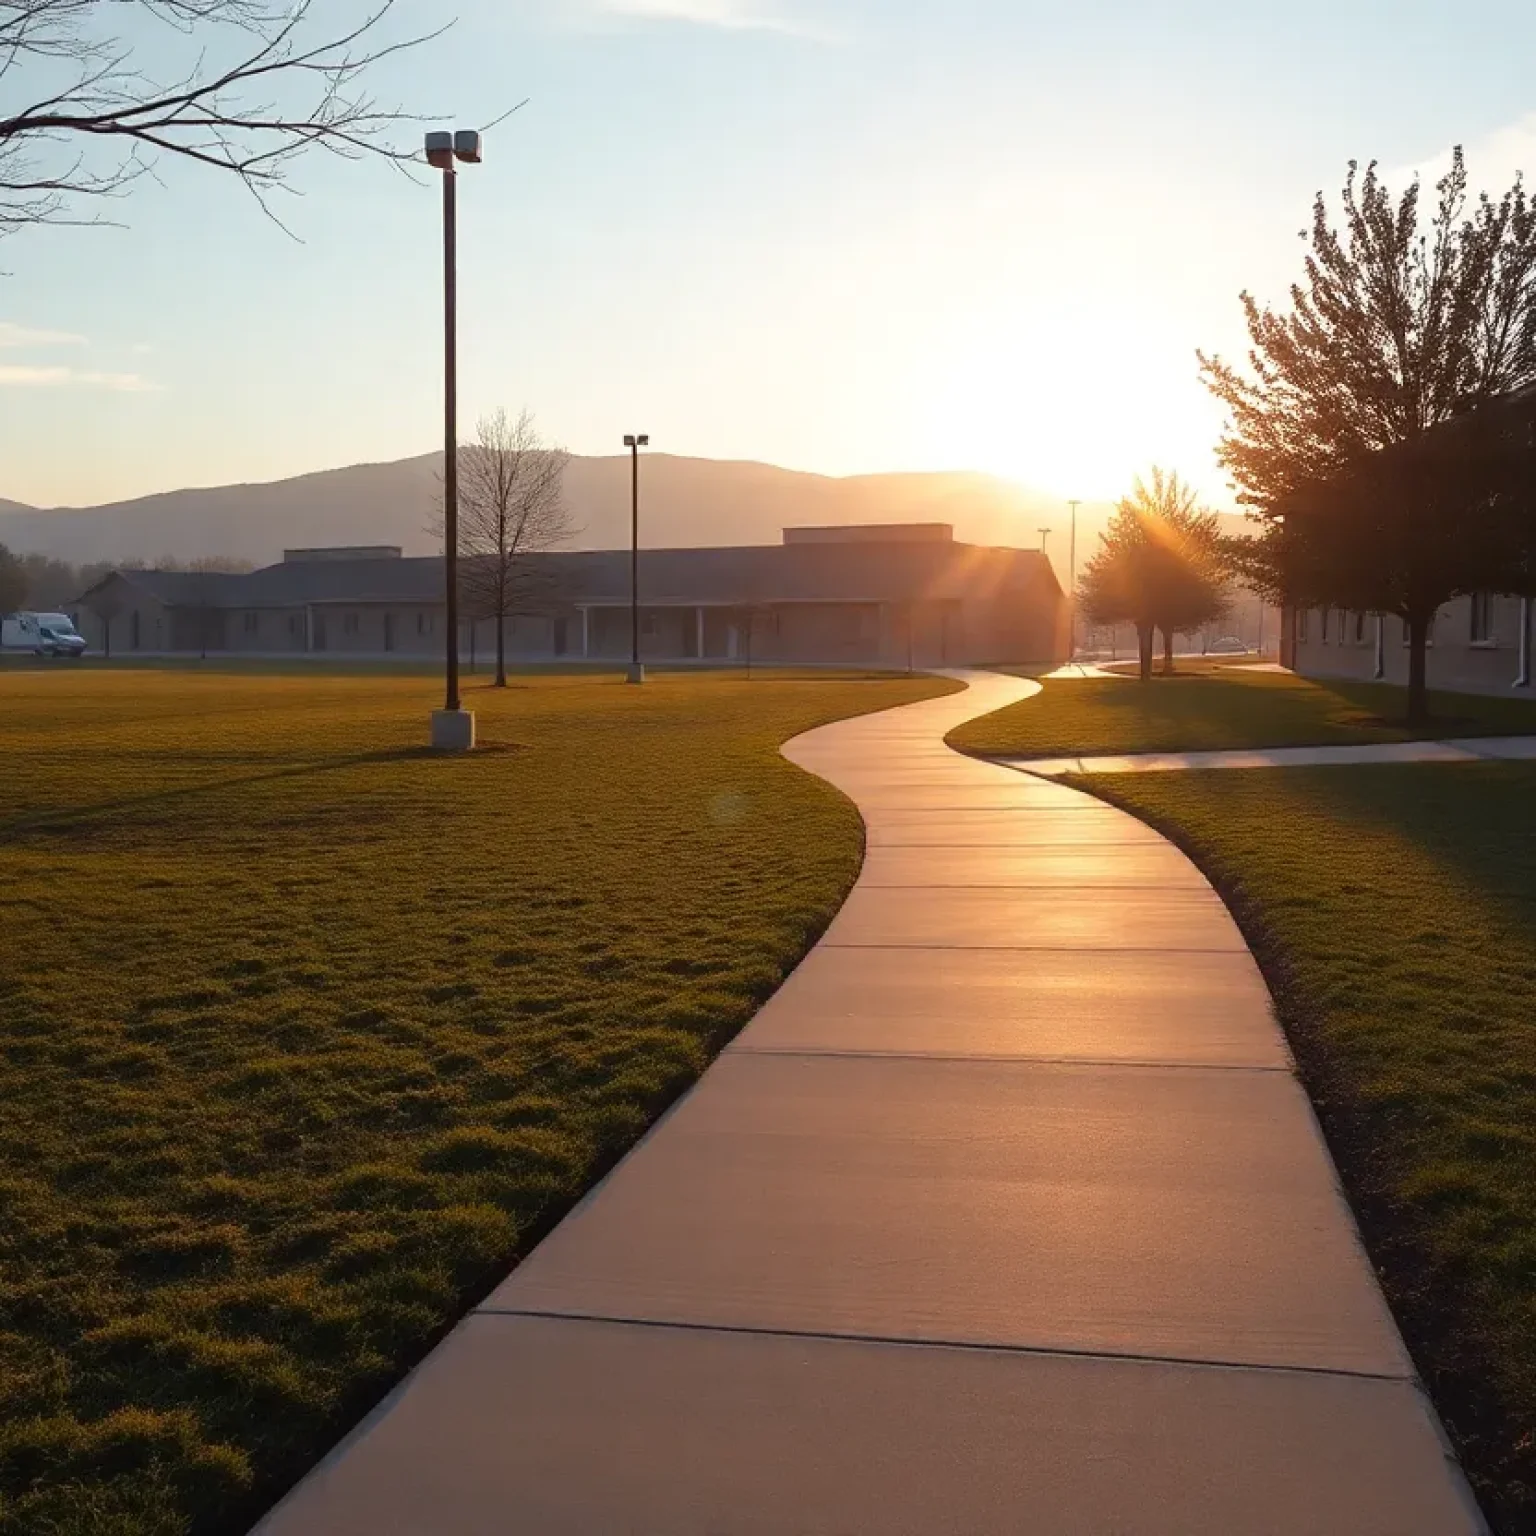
[426,128,483,751]
[624,434,649,684]
[1067,499,1081,661]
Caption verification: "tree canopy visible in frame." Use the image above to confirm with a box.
[0,542,28,612]
[1201,151,1536,719]
[1078,468,1230,680]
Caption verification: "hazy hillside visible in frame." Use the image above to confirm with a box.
[0,452,1090,561]
[0,453,1248,588]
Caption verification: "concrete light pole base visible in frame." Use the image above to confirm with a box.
[626,664,646,685]
[430,708,476,752]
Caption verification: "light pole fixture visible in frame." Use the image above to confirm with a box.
[426,127,484,752]
[1067,499,1081,661]
[624,433,649,684]
[1037,526,1052,554]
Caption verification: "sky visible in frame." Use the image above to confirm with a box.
[2,0,1535,513]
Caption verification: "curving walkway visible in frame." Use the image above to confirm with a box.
[255,670,1484,1536]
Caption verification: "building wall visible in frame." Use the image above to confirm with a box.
[960,581,1068,666]
[75,579,171,656]
[227,609,309,653]
[72,555,1069,669]
[1289,594,1533,696]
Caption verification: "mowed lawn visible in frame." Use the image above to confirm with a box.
[947,665,1536,758]
[0,667,951,1535]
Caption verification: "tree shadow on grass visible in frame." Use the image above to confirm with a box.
[0,745,524,843]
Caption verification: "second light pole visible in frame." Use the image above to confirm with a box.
[624,433,649,684]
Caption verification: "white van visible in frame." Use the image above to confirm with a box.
[1,612,87,657]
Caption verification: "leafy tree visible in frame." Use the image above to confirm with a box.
[1077,469,1229,681]
[1201,151,1536,721]
[0,542,27,612]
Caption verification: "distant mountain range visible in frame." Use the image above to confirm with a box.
[0,453,1248,585]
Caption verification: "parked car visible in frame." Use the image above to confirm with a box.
[1206,635,1248,655]
[1,612,87,657]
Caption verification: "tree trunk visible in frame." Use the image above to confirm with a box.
[494,611,507,688]
[1406,611,1430,725]
[1161,628,1175,676]
[1136,623,1154,683]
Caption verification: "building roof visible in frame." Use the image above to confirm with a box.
[85,538,1059,611]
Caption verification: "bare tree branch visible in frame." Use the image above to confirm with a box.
[0,0,456,236]
[433,408,578,686]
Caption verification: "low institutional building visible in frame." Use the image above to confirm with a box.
[1282,594,1535,696]
[74,524,1070,668]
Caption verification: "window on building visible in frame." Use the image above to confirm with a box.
[344,612,360,636]
[130,610,141,650]
[417,612,433,636]
[1470,592,1494,645]
[1296,608,1309,643]
[243,612,258,634]
[1353,611,1367,644]
[1320,608,1330,643]
[641,612,659,638]
[288,614,301,636]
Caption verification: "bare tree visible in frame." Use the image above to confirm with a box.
[454,408,574,687]
[0,0,451,236]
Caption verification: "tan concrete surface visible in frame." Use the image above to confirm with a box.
[257,1315,1482,1536]
[857,839,1210,888]
[821,884,1247,951]
[830,781,1093,810]
[864,808,1167,845]
[731,944,1287,1066]
[1001,737,1536,776]
[253,668,1485,1535]
[485,1051,1407,1374]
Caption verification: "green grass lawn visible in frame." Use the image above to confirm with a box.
[947,666,1536,758]
[0,666,952,1535]
[1081,764,1536,1533]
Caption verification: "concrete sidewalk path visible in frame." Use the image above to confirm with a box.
[1003,734,1536,777]
[255,670,1484,1536]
